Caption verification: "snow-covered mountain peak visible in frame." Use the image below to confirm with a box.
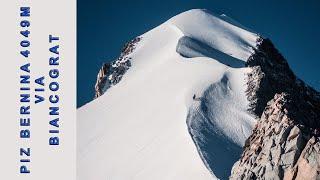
[79,9,263,180]
[119,9,260,80]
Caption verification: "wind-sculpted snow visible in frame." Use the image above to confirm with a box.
[168,9,257,61]
[177,36,245,68]
[187,72,255,179]
[219,14,255,34]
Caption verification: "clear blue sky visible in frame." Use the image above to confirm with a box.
[78,0,320,107]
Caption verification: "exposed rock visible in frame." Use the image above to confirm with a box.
[284,137,320,180]
[245,37,296,116]
[230,38,320,180]
[94,37,141,98]
[231,92,320,179]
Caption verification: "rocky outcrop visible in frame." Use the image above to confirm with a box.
[231,92,320,180]
[284,136,320,180]
[231,38,320,179]
[94,37,141,98]
[245,38,296,116]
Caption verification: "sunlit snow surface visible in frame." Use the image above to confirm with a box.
[78,9,259,180]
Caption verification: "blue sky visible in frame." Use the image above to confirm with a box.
[78,0,320,107]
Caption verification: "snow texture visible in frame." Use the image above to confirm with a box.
[78,9,259,180]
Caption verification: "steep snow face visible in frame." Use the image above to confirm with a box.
[78,9,259,180]
[187,70,256,179]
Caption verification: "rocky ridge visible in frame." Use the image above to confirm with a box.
[230,38,320,180]
[94,37,141,98]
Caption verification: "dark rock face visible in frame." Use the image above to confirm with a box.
[94,37,141,98]
[245,38,296,116]
[231,38,320,179]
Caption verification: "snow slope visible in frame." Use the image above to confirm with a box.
[78,9,259,180]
